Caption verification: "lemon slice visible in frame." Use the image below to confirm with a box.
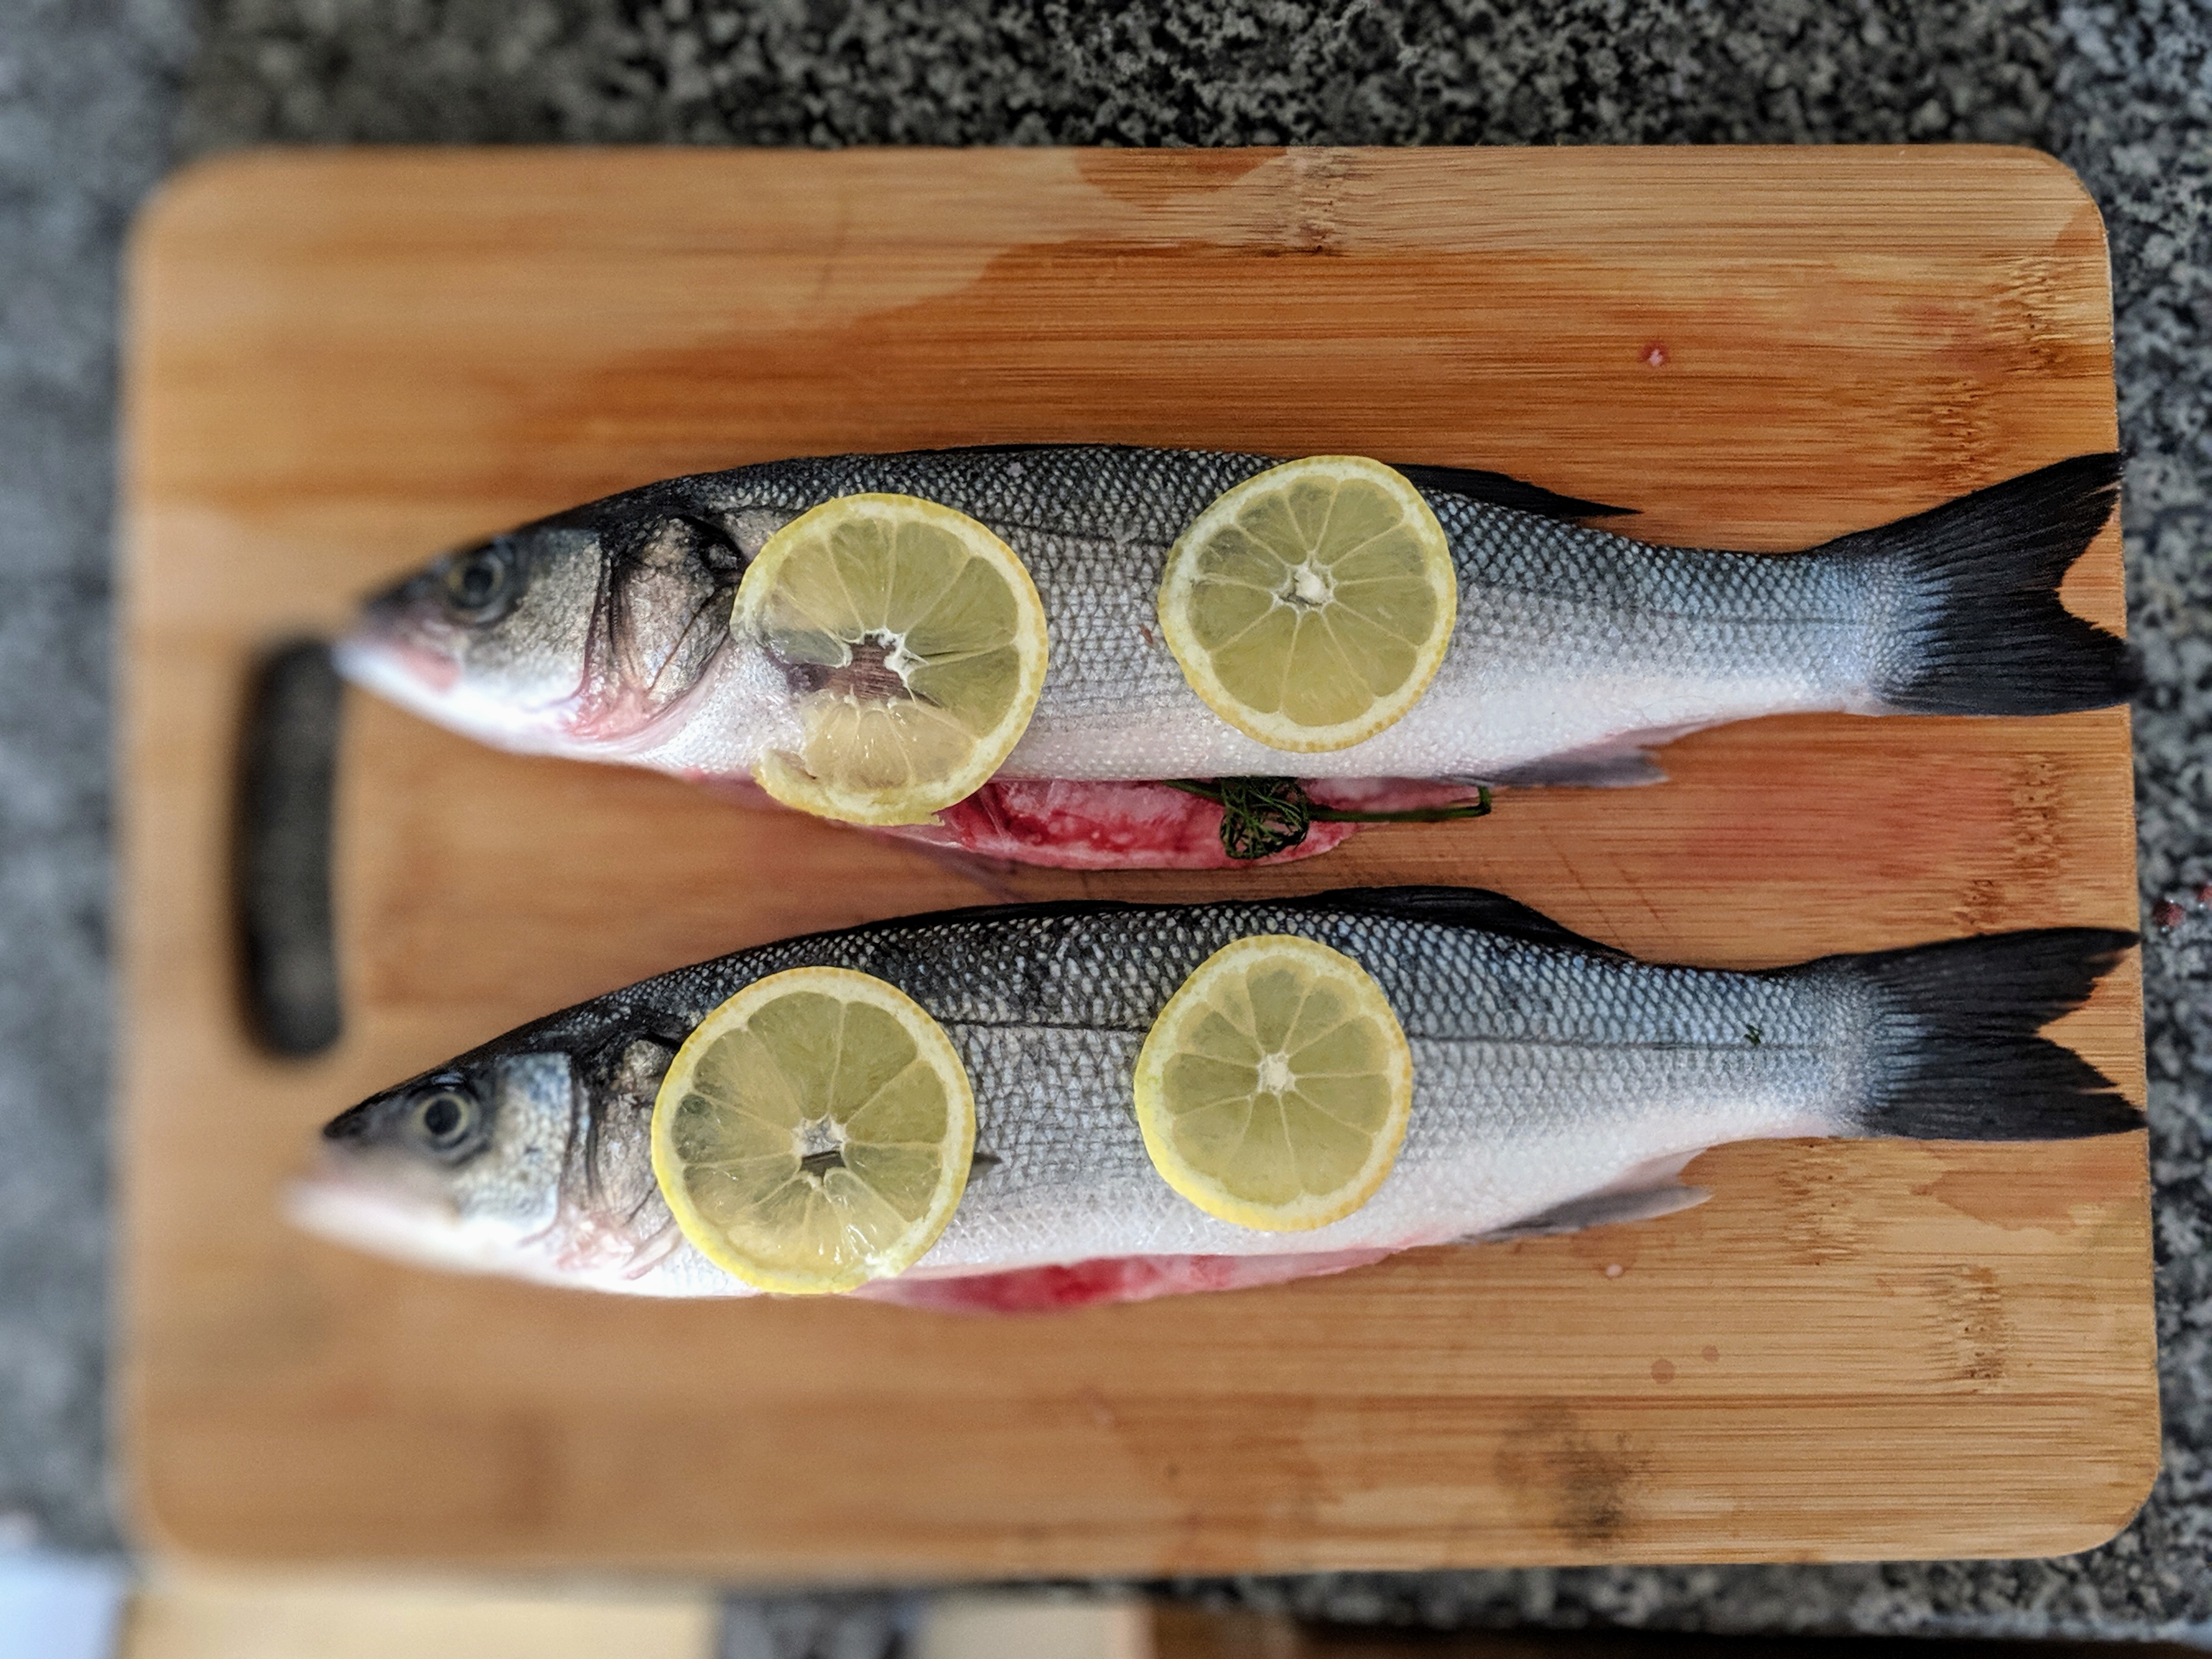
[738,494,1049,826]
[1158,456,1455,752]
[1134,934,1413,1231]
[651,966,977,1294]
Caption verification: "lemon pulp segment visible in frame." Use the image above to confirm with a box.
[737,494,1049,826]
[1133,934,1413,1231]
[1158,456,1455,752]
[650,966,977,1294]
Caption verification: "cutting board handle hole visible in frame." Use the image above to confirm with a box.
[234,638,343,1057]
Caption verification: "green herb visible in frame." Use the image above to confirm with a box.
[1163,777,1494,861]
[1744,1024,1764,1047]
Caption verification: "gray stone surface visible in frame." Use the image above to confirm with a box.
[0,0,191,1555]
[2,0,2204,1639]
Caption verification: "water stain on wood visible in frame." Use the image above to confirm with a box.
[1076,146,1276,210]
[1110,1390,1334,1565]
[509,234,2112,558]
[1774,1147,1867,1266]
[1497,1404,1652,1547]
[1916,1136,2140,1231]
[1931,1266,2013,1384]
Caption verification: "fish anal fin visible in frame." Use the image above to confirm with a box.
[1469,1181,1712,1244]
[1478,719,1754,792]
[1482,748,1669,789]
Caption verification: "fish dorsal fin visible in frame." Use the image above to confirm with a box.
[1387,462,1635,524]
[762,886,1629,964]
[915,444,1635,526]
[1302,886,1632,960]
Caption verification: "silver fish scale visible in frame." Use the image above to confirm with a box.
[691,446,1871,780]
[585,900,1851,1272]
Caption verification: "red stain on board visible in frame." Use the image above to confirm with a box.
[1651,1358,1677,1384]
[1641,342,1669,368]
[1701,1345,1720,1363]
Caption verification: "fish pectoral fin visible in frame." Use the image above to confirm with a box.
[1466,1183,1712,1244]
[724,506,799,561]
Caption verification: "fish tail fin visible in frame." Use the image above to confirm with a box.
[1808,928,2143,1141]
[1825,452,2131,715]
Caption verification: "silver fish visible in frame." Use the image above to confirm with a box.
[294,888,2140,1312]
[336,447,2128,867]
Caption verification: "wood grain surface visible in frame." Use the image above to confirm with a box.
[120,146,2152,1575]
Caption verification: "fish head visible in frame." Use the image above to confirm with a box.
[292,1018,690,1290]
[337,488,786,759]
[338,522,610,752]
[290,1048,583,1282]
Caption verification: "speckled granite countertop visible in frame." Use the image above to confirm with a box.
[4,0,2205,1643]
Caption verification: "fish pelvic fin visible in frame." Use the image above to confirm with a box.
[1830,452,2132,716]
[1794,927,2145,1141]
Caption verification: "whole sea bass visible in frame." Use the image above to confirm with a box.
[296,889,2141,1313]
[339,446,2129,869]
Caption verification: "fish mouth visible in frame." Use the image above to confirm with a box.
[286,1160,522,1279]
[332,626,582,757]
[319,1097,375,1143]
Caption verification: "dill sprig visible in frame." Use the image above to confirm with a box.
[1163,777,1494,861]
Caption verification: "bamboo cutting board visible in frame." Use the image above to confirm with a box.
[121,147,2152,1575]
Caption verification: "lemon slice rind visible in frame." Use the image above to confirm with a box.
[738,493,1049,827]
[1158,456,1456,754]
[650,965,977,1295]
[1133,933,1414,1232]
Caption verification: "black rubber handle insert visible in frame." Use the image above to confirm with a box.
[235,639,342,1056]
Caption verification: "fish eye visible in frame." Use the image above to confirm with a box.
[408,1085,482,1157]
[439,543,521,622]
